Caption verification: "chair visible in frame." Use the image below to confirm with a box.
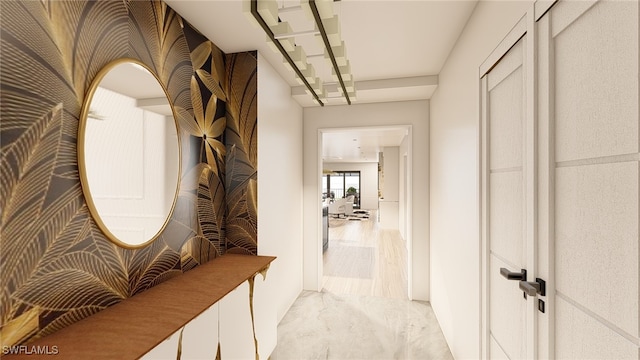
[328,198,346,218]
[344,196,354,216]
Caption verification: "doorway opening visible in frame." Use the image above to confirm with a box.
[319,126,412,300]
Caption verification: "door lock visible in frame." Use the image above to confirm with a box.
[500,268,527,281]
[519,278,546,297]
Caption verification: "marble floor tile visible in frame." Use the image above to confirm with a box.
[274,291,453,360]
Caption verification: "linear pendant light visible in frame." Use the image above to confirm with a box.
[249,0,354,106]
[250,0,324,106]
[307,1,351,105]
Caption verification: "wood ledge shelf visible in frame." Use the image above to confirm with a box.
[4,254,276,360]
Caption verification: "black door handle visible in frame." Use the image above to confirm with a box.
[519,278,546,296]
[500,268,527,281]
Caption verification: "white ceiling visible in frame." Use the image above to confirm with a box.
[164,0,477,106]
[322,126,408,163]
[163,0,477,160]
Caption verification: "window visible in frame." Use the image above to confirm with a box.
[322,171,361,208]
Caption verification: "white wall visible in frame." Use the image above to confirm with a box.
[380,146,400,229]
[322,162,378,209]
[304,100,429,300]
[429,1,532,359]
[399,136,410,242]
[381,146,399,201]
[257,53,304,324]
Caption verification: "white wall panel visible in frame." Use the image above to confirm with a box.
[554,0,639,162]
[219,281,256,360]
[488,66,524,171]
[140,282,274,359]
[489,335,510,360]
[556,296,638,360]
[489,171,523,267]
[489,257,525,359]
[181,304,219,359]
[140,328,181,360]
[556,162,639,338]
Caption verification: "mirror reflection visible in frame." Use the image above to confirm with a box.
[79,60,180,247]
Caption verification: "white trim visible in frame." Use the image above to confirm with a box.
[479,75,490,360]
[318,125,414,300]
[556,291,640,347]
[316,129,324,292]
[534,0,557,21]
[479,14,527,78]
[479,7,535,358]
[525,8,538,359]
[536,10,555,359]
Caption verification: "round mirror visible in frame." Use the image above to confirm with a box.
[79,59,181,248]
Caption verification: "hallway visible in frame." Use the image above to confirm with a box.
[322,211,408,299]
[274,211,452,359]
[274,291,453,360]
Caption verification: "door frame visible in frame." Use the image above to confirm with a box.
[479,5,545,359]
[317,125,414,299]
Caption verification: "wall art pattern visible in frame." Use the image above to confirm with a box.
[225,51,258,255]
[0,0,258,346]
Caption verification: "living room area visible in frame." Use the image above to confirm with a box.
[320,127,410,299]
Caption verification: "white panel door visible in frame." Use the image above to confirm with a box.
[482,1,639,359]
[537,0,640,358]
[481,16,535,359]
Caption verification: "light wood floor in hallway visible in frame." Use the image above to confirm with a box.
[322,210,408,299]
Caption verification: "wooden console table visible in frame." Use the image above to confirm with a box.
[3,254,276,359]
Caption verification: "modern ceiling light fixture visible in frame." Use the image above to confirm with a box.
[246,0,355,106]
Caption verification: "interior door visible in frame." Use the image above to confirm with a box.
[482,1,640,359]
[537,0,640,358]
[480,16,534,360]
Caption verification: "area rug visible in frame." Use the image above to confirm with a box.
[346,210,370,221]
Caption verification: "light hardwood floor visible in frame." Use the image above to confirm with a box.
[322,210,408,299]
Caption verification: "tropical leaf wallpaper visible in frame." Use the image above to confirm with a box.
[225,52,259,255]
[0,0,258,346]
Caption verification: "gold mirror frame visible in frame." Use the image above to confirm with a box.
[78,58,182,249]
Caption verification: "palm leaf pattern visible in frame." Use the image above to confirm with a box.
[1,0,130,344]
[225,145,258,255]
[0,0,256,346]
[37,306,104,340]
[181,21,228,256]
[225,52,258,254]
[197,166,226,255]
[180,236,219,272]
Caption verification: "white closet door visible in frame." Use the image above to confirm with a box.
[538,0,640,358]
[481,16,534,359]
